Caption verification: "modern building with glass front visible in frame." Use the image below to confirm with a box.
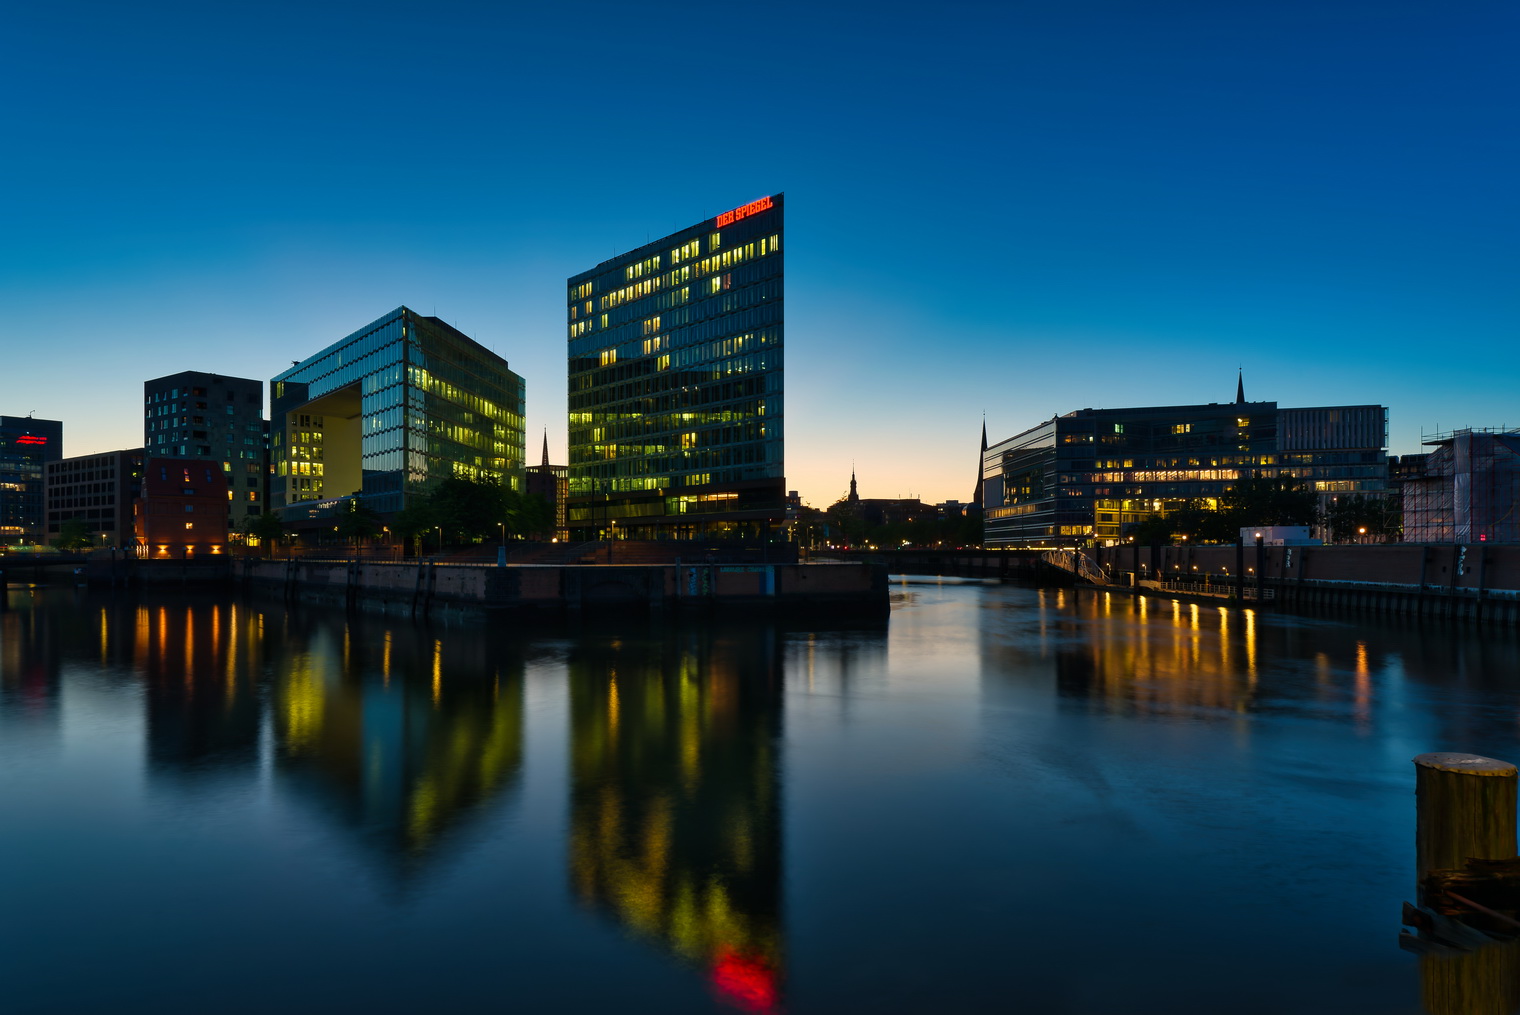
[981,389,1389,547]
[566,194,784,540]
[0,415,63,545]
[271,307,525,524]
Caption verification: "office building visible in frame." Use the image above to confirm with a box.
[981,386,1389,547]
[271,307,525,524]
[44,449,145,547]
[0,415,63,545]
[143,372,267,537]
[566,194,784,539]
[1403,428,1520,543]
[134,457,230,556]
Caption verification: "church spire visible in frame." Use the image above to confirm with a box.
[1235,369,1245,405]
[848,466,859,503]
[972,416,988,507]
[541,429,549,467]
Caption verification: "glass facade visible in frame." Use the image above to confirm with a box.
[0,416,63,543]
[271,307,525,520]
[982,401,1389,546]
[567,194,784,539]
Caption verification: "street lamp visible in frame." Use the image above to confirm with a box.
[435,525,442,556]
[1358,526,1367,545]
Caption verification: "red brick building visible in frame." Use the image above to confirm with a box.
[134,457,230,557]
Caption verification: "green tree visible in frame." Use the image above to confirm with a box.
[335,497,382,545]
[51,518,93,552]
[430,476,506,543]
[1224,477,1319,528]
[242,511,286,556]
[391,500,436,557]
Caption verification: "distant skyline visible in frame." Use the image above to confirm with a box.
[4,1,1515,508]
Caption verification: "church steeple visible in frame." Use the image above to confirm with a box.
[540,429,550,467]
[1236,369,1246,405]
[972,417,988,507]
[848,466,859,503]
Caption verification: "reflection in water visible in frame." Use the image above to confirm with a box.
[568,623,784,1012]
[269,611,526,863]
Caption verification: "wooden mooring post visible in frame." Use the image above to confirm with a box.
[1415,753,1518,880]
[1412,753,1520,1015]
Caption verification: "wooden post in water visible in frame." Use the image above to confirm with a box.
[1414,752,1517,879]
[1414,752,1520,1015]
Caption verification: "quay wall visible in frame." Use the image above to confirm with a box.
[235,559,888,617]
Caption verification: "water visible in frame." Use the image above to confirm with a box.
[3,579,1520,1014]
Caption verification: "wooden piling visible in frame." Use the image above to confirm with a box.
[1415,753,1518,880]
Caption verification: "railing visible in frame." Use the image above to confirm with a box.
[1041,549,1113,586]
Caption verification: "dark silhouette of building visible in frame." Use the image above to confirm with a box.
[44,448,144,547]
[134,457,231,556]
[524,431,568,541]
[0,415,63,545]
[143,372,267,538]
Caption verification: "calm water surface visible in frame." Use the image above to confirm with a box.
[4,579,1520,1014]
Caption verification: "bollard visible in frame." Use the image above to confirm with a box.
[1414,753,1518,879]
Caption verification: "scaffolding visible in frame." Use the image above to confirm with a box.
[1403,429,1520,543]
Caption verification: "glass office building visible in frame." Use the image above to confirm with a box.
[981,398,1389,547]
[567,194,784,539]
[271,307,525,522]
[0,415,63,544]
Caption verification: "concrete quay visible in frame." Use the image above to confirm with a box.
[236,558,889,618]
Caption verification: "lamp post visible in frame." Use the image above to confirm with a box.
[435,525,442,556]
[609,519,617,564]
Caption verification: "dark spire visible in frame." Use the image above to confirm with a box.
[540,429,549,467]
[972,417,988,507]
[848,466,859,503]
[1236,369,1245,405]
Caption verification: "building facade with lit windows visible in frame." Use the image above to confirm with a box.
[143,372,267,540]
[44,448,145,547]
[134,457,230,557]
[270,307,526,525]
[566,194,784,540]
[0,415,63,545]
[981,395,1389,547]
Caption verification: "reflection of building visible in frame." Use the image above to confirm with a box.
[135,457,230,556]
[568,625,783,1011]
[271,307,526,526]
[138,601,261,775]
[44,448,144,547]
[566,195,784,540]
[0,415,63,544]
[1403,429,1520,543]
[981,383,1389,546]
[143,372,268,536]
[525,432,568,541]
[272,613,525,861]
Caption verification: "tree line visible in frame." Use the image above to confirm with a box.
[1126,478,1403,545]
[241,477,555,554]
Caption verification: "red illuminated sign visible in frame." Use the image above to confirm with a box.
[715,195,774,229]
[15,435,47,445]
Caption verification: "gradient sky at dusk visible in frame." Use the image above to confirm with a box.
[4,1,1515,507]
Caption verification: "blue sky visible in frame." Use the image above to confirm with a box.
[3,0,1515,507]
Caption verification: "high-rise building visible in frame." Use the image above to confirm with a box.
[270,307,525,524]
[143,372,267,537]
[566,194,784,540]
[44,449,145,548]
[981,388,1389,547]
[0,415,63,545]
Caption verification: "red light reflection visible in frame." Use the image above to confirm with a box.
[710,949,778,1013]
